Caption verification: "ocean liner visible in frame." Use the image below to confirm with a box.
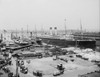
[38,21,96,49]
[39,34,96,49]
[39,19,96,49]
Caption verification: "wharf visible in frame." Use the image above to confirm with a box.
[0,46,100,77]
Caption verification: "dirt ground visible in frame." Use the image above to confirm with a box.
[0,47,100,77]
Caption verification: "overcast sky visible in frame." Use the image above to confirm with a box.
[0,0,99,32]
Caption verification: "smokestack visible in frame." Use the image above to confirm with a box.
[54,27,57,35]
[50,27,52,35]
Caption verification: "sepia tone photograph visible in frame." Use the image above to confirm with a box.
[0,0,100,77]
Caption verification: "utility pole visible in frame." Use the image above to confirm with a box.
[16,58,18,77]
[15,54,20,77]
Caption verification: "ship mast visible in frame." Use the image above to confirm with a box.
[21,28,23,40]
[64,18,67,35]
[41,25,44,35]
[16,28,17,38]
[35,24,37,37]
[1,33,3,41]
[27,25,29,37]
[80,19,83,39]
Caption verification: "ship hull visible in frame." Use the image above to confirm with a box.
[40,37,96,49]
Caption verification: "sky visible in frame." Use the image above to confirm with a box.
[0,0,99,32]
